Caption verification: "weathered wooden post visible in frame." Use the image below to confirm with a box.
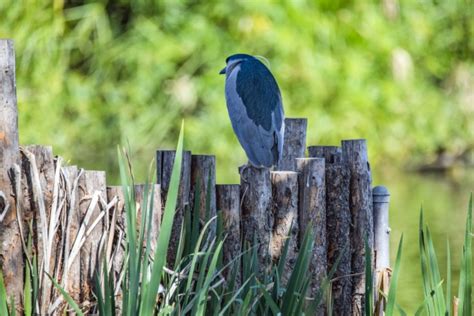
[134,184,162,254]
[240,165,272,277]
[309,146,352,315]
[78,170,107,306]
[216,184,241,286]
[373,185,390,314]
[342,139,374,315]
[62,166,82,305]
[270,171,299,284]
[21,145,56,312]
[156,149,191,267]
[295,157,327,302]
[277,118,307,171]
[0,39,23,311]
[191,155,217,237]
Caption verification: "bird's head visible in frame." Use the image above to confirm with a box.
[219,54,255,76]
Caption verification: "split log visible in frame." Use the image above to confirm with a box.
[191,155,217,237]
[156,149,191,267]
[342,139,374,316]
[240,165,272,277]
[277,118,307,171]
[309,146,352,315]
[271,171,299,285]
[295,158,327,302]
[216,184,241,286]
[78,170,106,309]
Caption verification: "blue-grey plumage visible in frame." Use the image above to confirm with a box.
[220,54,285,168]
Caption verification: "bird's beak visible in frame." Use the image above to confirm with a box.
[219,67,226,75]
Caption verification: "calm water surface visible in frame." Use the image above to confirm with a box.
[374,167,473,312]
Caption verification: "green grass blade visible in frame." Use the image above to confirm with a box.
[139,121,184,315]
[0,270,9,316]
[47,273,84,316]
[446,239,451,315]
[386,234,404,316]
[458,193,472,316]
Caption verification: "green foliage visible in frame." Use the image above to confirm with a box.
[1,0,472,182]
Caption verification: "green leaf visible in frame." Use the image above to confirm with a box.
[386,234,404,316]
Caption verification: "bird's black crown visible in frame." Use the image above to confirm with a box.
[225,54,255,63]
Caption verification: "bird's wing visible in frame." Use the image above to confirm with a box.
[225,61,284,167]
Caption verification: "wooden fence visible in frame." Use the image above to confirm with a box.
[0,40,391,315]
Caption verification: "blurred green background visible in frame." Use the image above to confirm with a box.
[1,0,473,312]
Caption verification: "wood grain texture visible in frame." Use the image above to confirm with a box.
[271,171,299,285]
[216,184,241,287]
[156,150,191,267]
[78,170,106,309]
[62,166,82,306]
[295,158,327,304]
[309,146,352,315]
[191,154,217,237]
[0,39,22,312]
[342,139,374,316]
[276,118,307,171]
[240,165,272,276]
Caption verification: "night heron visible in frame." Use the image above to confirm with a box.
[219,54,285,168]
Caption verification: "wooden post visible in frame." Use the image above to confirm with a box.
[342,139,374,315]
[62,166,82,305]
[134,184,162,255]
[307,145,342,163]
[309,146,352,315]
[106,185,125,314]
[240,165,272,277]
[270,171,299,284]
[0,39,23,311]
[277,118,307,171]
[22,145,55,312]
[78,170,106,307]
[295,158,327,302]
[156,149,191,267]
[191,155,217,237]
[216,184,241,286]
[373,185,390,314]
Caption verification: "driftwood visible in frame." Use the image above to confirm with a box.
[0,39,23,311]
[277,118,307,171]
[342,139,374,316]
[216,184,241,286]
[156,150,191,267]
[240,165,273,277]
[309,146,352,315]
[271,171,299,284]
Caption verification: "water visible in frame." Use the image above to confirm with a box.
[374,167,473,312]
